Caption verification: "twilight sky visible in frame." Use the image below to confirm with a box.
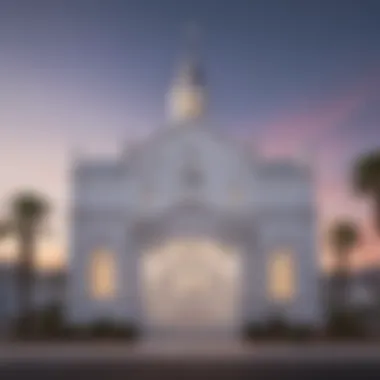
[0,0,379,271]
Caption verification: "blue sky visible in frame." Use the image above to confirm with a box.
[0,0,379,269]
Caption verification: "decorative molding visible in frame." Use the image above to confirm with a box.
[130,202,257,251]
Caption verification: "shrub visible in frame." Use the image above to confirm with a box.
[242,320,316,342]
[326,311,367,340]
[67,320,140,341]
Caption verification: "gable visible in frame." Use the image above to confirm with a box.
[127,124,256,180]
[124,124,258,212]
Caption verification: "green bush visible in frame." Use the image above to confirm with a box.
[326,311,368,340]
[242,320,315,342]
[67,320,140,341]
[11,303,66,340]
[11,305,140,342]
[38,304,65,337]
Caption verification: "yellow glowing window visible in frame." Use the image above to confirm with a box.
[89,248,116,300]
[268,248,296,302]
[171,86,204,121]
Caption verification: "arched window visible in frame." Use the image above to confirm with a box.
[89,248,116,300]
[267,248,296,302]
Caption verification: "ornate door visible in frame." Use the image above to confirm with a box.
[142,237,240,331]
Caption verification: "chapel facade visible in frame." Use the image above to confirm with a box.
[67,33,322,337]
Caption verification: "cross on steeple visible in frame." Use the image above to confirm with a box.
[166,23,207,124]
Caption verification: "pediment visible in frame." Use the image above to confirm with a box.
[132,199,255,248]
[124,123,257,183]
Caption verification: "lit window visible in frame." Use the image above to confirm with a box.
[89,248,116,300]
[142,238,240,327]
[267,248,296,302]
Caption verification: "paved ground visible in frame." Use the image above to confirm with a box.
[1,342,380,379]
[2,341,380,361]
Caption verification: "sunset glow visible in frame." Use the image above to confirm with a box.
[0,1,379,273]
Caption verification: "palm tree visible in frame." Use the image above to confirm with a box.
[353,150,380,234]
[329,220,359,312]
[10,191,49,336]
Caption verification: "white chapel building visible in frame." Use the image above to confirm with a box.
[67,35,322,337]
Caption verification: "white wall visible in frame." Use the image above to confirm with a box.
[67,126,322,331]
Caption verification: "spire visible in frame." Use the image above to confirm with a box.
[166,24,207,125]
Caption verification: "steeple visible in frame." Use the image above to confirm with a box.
[167,24,207,124]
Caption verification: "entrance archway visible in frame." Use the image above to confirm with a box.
[141,237,241,334]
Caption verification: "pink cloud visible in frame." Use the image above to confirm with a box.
[257,68,380,158]
[245,68,380,271]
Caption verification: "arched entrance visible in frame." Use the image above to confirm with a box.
[133,203,248,337]
[142,237,240,334]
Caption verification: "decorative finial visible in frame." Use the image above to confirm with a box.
[167,23,206,125]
